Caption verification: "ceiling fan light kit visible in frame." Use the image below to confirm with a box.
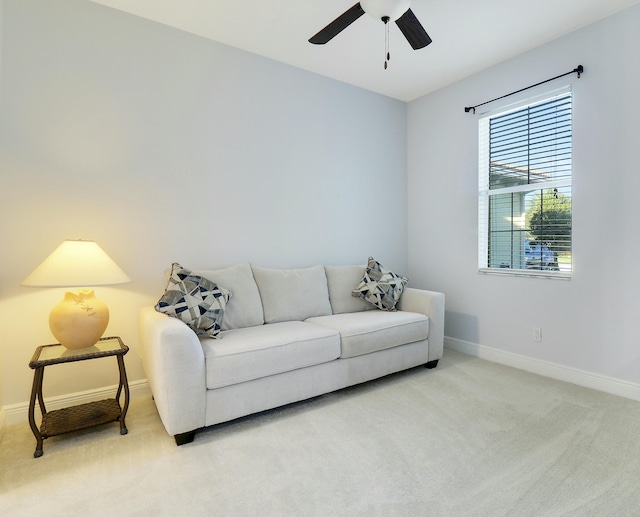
[361,0,411,21]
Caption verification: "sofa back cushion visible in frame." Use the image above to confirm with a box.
[325,265,376,314]
[192,263,264,330]
[251,264,332,323]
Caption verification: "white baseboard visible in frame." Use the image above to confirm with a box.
[1,379,151,429]
[445,336,640,401]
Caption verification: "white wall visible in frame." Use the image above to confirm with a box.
[0,0,407,409]
[407,5,640,385]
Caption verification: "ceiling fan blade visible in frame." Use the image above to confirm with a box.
[395,8,432,50]
[309,3,365,44]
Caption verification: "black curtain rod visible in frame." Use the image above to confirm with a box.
[464,65,584,114]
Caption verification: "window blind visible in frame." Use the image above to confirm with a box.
[478,91,572,276]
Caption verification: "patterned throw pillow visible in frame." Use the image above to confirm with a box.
[155,263,231,338]
[352,257,408,311]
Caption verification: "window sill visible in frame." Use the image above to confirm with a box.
[478,268,571,280]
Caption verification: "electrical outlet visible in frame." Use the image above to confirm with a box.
[533,327,542,342]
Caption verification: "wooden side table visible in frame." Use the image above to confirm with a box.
[28,336,130,458]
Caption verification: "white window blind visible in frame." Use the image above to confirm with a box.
[478,90,572,277]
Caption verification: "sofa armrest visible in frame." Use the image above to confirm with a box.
[397,288,445,363]
[139,307,206,436]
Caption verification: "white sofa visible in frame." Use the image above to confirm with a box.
[139,262,445,445]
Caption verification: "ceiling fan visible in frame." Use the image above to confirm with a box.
[309,0,432,66]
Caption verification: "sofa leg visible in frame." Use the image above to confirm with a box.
[174,430,196,446]
[425,360,439,369]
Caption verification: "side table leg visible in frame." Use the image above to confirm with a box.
[29,367,44,458]
[117,355,130,435]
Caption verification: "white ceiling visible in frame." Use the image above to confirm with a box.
[89,0,639,102]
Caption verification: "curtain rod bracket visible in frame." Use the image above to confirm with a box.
[464,64,584,113]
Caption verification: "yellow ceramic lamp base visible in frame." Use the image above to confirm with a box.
[49,289,109,349]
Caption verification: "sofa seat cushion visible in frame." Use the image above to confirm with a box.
[306,311,429,359]
[202,321,341,389]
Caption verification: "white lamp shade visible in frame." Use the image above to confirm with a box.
[361,0,411,21]
[21,240,131,287]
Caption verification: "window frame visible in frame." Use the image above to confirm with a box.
[477,86,573,280]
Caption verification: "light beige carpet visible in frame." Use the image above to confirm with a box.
[1,349,640,516]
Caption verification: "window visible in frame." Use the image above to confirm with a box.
[478,89,572,278]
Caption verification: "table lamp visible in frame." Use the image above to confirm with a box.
[21,239,131,349]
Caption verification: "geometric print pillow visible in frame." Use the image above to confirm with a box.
[351,257,408,311]
[155,263,232,338]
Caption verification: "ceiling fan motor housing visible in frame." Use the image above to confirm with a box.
[361,0,411,21]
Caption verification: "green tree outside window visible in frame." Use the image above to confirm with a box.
[526,188,572,256]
